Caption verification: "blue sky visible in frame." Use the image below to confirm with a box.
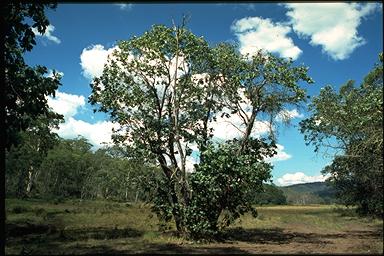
[24,3,383,186]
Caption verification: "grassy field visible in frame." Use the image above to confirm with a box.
[5,198,383,254]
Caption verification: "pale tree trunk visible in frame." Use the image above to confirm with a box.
[26,166,34,195]
[239,106,258,154]
[172,26,190,209]
[135,190,139,203]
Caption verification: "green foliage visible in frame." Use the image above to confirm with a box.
[5,119,60,198]
[6,134,160,202]
[37,137,94,198]
[185,139,275,239]
[300,53,383,217]
[4,2,63,149]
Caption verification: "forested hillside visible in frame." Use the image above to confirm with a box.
[280,182,337,205]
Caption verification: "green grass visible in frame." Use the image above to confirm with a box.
[5,199,383,254]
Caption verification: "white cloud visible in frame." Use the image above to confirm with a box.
[52,117,119,149]
[285,3,380,60]
[231,16,302,60]
[115,3,133,10]
[47,90,119,149]
[265,144,292,163]
[275,108,304,122]
[47,91,85,120]
[32,24,61,44]
[80,44,118,79]
[277,172,330,186]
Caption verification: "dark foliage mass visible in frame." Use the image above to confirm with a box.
[301,53,383,217]
[4,3,63,149]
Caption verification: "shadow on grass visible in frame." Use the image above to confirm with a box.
[223,227,383,245]
[223,227,320,244]
[6,223,142,241]
[61,243,250,255]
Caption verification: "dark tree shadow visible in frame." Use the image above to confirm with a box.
[60,242,251,255]
[223,227,383,245]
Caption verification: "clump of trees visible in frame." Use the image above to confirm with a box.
[301,53,383,217]
[90,21,313,238]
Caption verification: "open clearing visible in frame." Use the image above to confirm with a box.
[5,199,383,254]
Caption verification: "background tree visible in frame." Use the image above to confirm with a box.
[83,146,160,201]
[37,137,94,198]
[300,53,383,217]
[90,22,313,238]
[5,114,61,198]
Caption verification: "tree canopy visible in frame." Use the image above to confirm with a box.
[4,2,63,149]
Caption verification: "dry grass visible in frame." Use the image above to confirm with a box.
[5,199,383,254]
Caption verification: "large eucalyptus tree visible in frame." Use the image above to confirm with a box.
[90,22,312,238]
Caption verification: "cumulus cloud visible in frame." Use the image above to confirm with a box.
[115,3,133,10]
[277,172,330,186]
[32,24,61,44]
[231,16,302,60]
[47,90,118,149]
[80,44,119,79]
[52,117,119,149]
[285,3,380,60]
[265,144,292,163]
[47,91,85,120]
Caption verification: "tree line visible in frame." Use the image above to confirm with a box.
[5,133,287,206]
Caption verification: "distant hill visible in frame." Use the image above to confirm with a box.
[279,182,338,205]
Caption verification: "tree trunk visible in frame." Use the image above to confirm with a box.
[135,190,139,203]
[239,107,257,154]
[158,155,186,234]
[26,168,33,194]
